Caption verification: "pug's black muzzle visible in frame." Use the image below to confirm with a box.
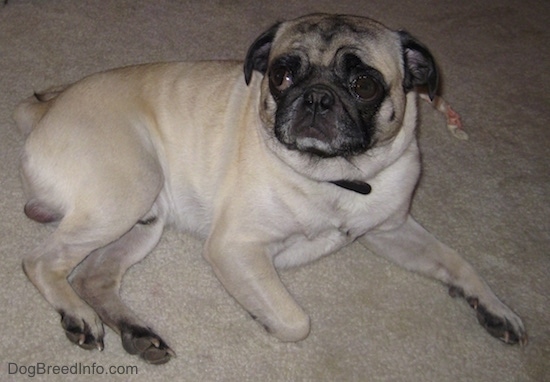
[275,84,372,158]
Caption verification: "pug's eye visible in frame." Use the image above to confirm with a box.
[270,67,293,92]
[351,75,382,102]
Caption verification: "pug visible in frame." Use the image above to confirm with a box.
[13,14,527,364]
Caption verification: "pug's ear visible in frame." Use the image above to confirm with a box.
[398,30,439,100]
[244,22,281,85]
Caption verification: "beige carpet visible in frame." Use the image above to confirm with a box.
[1,1,548,381]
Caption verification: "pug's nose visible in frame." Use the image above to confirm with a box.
[303,86,335,113]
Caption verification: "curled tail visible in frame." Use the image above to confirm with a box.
[12,86,66,136]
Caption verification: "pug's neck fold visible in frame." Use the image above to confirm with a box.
[330,180,372,195]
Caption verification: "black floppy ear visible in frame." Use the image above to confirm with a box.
[244,22,281,85]
[398,31,439,100]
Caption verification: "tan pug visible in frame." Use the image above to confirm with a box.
[13,14,527,364]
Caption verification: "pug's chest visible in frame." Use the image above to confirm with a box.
[270,191,381,268]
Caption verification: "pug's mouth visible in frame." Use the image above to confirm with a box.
[274,109,372,158]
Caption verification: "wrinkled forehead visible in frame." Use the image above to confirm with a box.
[270,15,404,77]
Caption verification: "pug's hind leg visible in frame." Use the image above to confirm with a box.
[22,214,126,352]
[359,215,527,345]
[70,212,175,364]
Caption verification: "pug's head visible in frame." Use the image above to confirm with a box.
[244,14,438,159]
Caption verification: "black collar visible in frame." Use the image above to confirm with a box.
[331,180,372,195]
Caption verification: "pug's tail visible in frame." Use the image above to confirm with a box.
[12,86,66,136]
